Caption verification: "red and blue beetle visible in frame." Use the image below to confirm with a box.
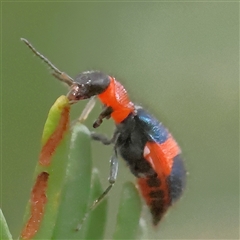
[21,38,186,226]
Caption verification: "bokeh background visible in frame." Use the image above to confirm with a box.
[1,2,239,239]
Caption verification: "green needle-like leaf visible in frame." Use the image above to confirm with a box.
[20,96,71,240]
[82,169,108,240]
[0,209,13,240]
[40,96,69,146]
[33,131,70,239]
[52,123,93,239]
[113,182,142,240]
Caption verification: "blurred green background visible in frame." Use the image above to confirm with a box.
[1,2,239,239]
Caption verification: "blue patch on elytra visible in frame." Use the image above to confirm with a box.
[136,108,169,143]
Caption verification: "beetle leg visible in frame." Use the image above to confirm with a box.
[91,150,118,206]
[93,106,113,128]
[90,129,119,145]
[76,149,118,231]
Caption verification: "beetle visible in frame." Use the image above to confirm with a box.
[21,38,186,226]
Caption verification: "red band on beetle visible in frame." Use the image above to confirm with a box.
[98,77,135,123]
[144,135,180,176]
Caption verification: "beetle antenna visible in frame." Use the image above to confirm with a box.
[21,38,74,86]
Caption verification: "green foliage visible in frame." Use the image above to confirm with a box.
[2,97,144,239]
[0,209,12,240]
[113,182,142,240]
